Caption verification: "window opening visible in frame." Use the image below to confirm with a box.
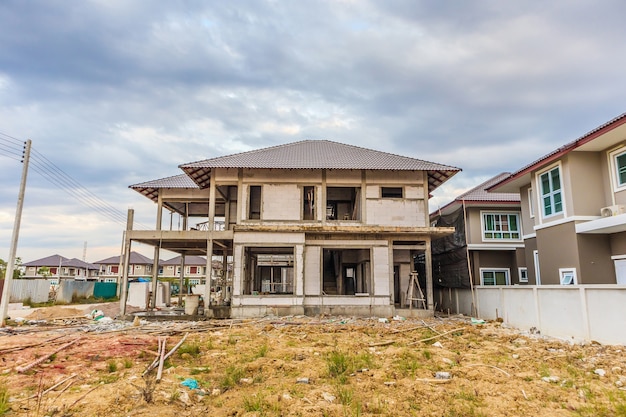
[519,268,528,283]
[381,187,403,198]
[243,247,294,295]
[326,187,361,220]
[303,186,315,220]
[322,248,370,295]
[249,185,261,219]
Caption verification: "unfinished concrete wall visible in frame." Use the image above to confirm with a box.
[304,246,322,295]
[263,184,300,220]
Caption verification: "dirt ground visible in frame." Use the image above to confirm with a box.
[1,304,626,416]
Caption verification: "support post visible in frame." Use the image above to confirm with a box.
[425,238,434,311]
[204,239,214,315]
[119,209,134,317]
[0,139,31,327]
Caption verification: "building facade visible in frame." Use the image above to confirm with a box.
[491,113,626,285]
[431,173,525,288]
[127,140,460,317]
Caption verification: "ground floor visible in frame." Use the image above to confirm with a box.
[122,226,444,318]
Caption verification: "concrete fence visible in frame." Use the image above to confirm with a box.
[436,285,626,345]
[56,281,96,304]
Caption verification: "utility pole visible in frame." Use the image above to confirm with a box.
[0,139,32,326]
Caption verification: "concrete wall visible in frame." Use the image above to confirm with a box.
[56,281,95,304]
[436,285,626,345]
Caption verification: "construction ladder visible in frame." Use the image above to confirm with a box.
[405,272,426,310]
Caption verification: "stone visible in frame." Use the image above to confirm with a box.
[296,377,310,384]
[594,369,606,377]
[435,371,451,380]
[542,376,560,383]
[322,392,336,403]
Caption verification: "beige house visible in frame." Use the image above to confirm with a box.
[127,140,460,318]
[490,112,626,285]
[431,173,524,287]
[95,251,154,283]
[23,255,98,281]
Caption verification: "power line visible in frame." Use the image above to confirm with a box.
[0,133,149,229]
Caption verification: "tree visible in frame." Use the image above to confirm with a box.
[38,266,51,278]
[0,257,23,279]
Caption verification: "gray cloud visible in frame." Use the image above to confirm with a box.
[1,0,626,261]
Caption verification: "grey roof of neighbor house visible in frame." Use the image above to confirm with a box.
[95,251,154,265]
[161,255,207,266]
[23,255,98,270]
[178,140,461,193]
[433,172,520,217]
[490,112,626,192]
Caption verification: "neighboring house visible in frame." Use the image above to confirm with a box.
[490,112,626,285]
[430,173,525,288]
[95,251,154,283]
[128,140,460,317]
[160,255,209,285]
[22,255,98,281]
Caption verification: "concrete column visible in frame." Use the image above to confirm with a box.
[119,209,134,316]
[178,253,186,306]
[425,238,434,311]
[150,246,160,309]
[204,240,214,314]
[209,176,216,231]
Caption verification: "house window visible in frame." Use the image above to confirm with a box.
[189,278,201,285]
[559,268,577,285]
[539,166,563,217]
[519,268,528,283]
[528,188,534,218]
[616,151,626,187]
[480,269,510,285]
[158,267,163,274]
[103,278,117,283]
[249,185,262,220]
[381,187,403,198]
[482,213,520,240]
[326,187,361,220]
[146,265,152,273]
[303,186,315,220]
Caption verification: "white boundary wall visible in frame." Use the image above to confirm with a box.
[436,285,626,345]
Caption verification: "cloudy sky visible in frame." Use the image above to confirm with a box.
[1,0,625,263]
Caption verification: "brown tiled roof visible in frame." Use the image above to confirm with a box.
[490,112,626,191]
[433,173,520,217]
[129,174,198,202]
[179,140,460,193]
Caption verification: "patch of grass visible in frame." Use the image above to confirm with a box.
[227,334,237,345]
[123,358,133,369]
[422,349,432,360]
[395,351,422,376]
[327,350,350,380]
[107,360,118,373]
[178,342,201,357]
[243,395,266,412]
[220,365,245,391]
[538,363,551,378]
[335,385,354,406]
[0,383,10,415]
[169,388,181,404]
[255,343,269,358]
[99,374,120,384]
[206,338,214,350]
[190,367,211,375]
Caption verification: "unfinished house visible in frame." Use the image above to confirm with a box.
[127,140,460,318]
[431,173,524,288]
[490,112,626,285]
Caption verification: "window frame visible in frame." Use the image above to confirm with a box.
[538,165,563,218]
[609,147,626,192]
[528,187,535,218]
[480,211,522,241]
[518,267,528,283]
[559,268,577,285]
[248,185,262,220]
[479,268,510,286]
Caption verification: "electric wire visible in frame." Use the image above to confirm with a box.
[0,133,149,229]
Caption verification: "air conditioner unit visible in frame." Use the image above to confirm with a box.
[601,205,626,217]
